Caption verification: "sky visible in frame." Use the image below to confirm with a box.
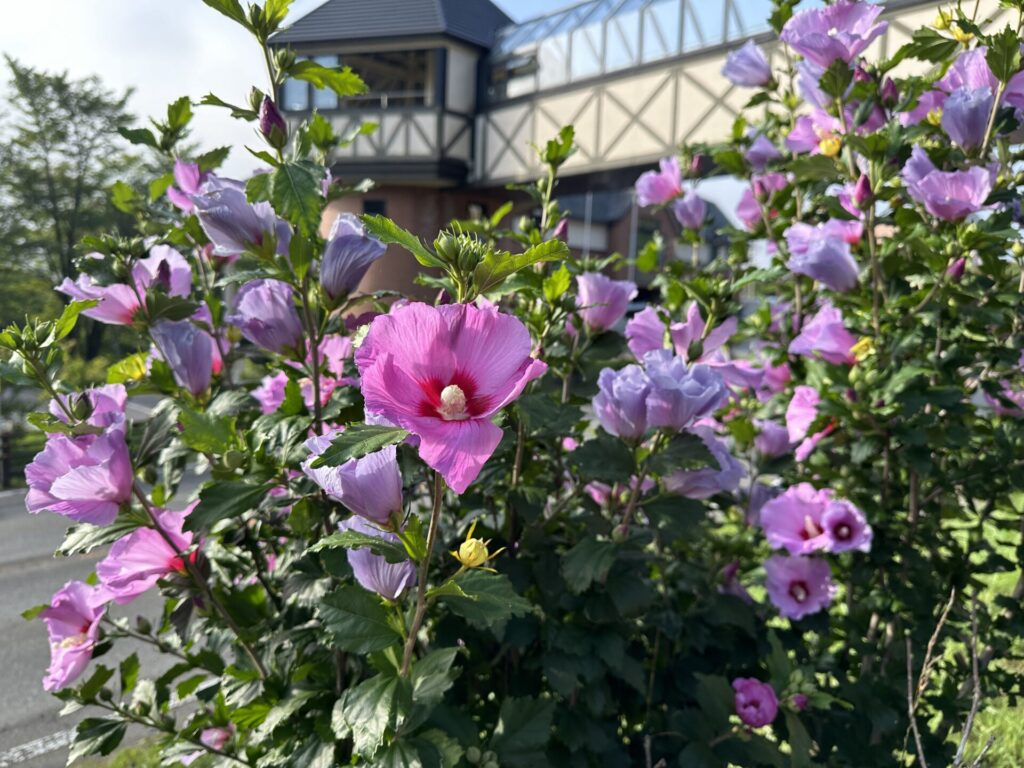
[0,0,556,177]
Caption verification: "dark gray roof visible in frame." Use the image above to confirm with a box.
[271,0,513,48]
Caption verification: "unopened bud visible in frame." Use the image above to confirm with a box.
[258,96,288,150]
[223,450,245,470]
[934,9,952,30]
[946,256,966,282]
[611,524,629,543]
[818,136,842,157]
[880,78,899,107]
[852,174,872,209]
[465,747,482,764]
[552,218,568,240]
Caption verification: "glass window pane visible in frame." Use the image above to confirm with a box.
[282,77,308,111]
[571,24,603,79]
[605,12,640,71]
[538,33,569,88]
[313,54,339,110]
[642,0,681,62]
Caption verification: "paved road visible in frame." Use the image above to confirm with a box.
[0,477,199,766]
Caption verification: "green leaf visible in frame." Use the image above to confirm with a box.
[110,180,138,214]
[542,264,571,303]
[817,59,854,99]
[336,672,410,757]
[362,214,445,269]
[439,570,532,629]
[51,300,98,343]
[541,125,576,167]
[21,604,48,621]
[318,586,403,653]
[246,171,272,203]
[307,112,337,150]
[66,718,127,764]
[569,434,636,484]
[561,536,618,594]
[988,25,1022,83]
[411,647,460,709]
[166,96,192,131]
[884,27,958,71]
[199,0,249,27]
[784,711,814,768]
[200,93,258,121]
[473,239,569,295]
[694,674,734,728]
[259,0,292,33]
[145,294,200,322]
[648,432,716,475]
[308,529,411,564]
[636,233,663,272]
[489,696,555,767]
[788,154,839,183]
[309,424,409,468]
[186,481,271,531]
[177,406,234,454]
[196,145,232,172]
[289,60,367,97]
[148,172,174,202]
[107,352,149,384]
[270,161,323,236]
[117,126,159,148]
[120,654,140,696]
[59,516,142,556]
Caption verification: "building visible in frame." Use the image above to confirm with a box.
[269,0,957,291]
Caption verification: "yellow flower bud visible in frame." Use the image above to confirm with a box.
[450,520,504,570]
[851,336,875,362]
[818,136,842,157]
[933,9,951,30]
[926,108,943,127]
[952,25,973,44]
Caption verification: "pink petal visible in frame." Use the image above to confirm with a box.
[414,418,504,494]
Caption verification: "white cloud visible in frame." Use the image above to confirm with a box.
[0,0,327,177]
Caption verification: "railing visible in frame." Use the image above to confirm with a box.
[487,0,792,100]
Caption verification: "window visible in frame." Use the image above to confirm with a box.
[340,50,432,108]
[313,54,340,110]
[282,76,309,111]
[363,200,387,216]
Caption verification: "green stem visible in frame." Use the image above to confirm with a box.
[400,472,445,675]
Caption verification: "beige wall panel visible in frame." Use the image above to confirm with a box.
[446,44,478,115]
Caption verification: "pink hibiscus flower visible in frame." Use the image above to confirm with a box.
[355,302,547,493]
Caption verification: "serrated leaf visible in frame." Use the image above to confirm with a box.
[199,0,249,27]
[66,718,126,764]
[270,161,323,236]
[120,654,140,696]
[542,264,571,303]
[337,672,410,758]
[411,647,460,709]
[318,586,403,653]
[309,424,409,468]
[988,24,1022,83]
[648,432,715,475]
[177,406,234,454]
[58,516,143,557]
[489,696,555,767]
[362,215,445,269]
[439,570,532,629]
[473,240,569,295]
[117,126,159,148]
[561,536,618,594]
[51,300,99,343]
[185,481,270,531]
[289,61,367,97]
[166,96,193,131]
[308,529,410,563]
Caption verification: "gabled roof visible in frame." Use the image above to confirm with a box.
[271,0,513,48]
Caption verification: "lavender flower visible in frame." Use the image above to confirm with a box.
[784,221,861,292]
[672,191,707,230]
[320,213,386,301]
[732,678,779,728]
[664,427,744,499]
[576,273,637,332]
[227,279,304,355]
[780,1,888,68]
[150,320,214,396]
[635,157,682,207]
[302,433,404,526]
[339,517,416,600]
[592,365,651,441]
[643,350,728,431]
[764,554,836,620]
[722,40,772,87]
[941,87,994,150]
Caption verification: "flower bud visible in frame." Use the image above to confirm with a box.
[791,693,809,712]
[934,9,951,30]
[456,537,490,568]
[946,256,966,282]
[880,77,899,107]
[258,96,288,150]
[552,217,568,240]
[465,747,482,764]
[818,136,842,157]
[852,174,872,209]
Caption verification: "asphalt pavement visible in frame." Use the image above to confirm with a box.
[0,477,197,767]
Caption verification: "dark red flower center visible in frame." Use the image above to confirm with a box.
[417,372,487,421]
[789,581,810,603]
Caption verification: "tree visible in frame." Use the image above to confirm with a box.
[0,56,139,356]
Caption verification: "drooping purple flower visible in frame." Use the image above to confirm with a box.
[764,554,835,620]
[96,504,197,604]
[722,40,772,87]
[672,191,707,230]
[754,419,791,457]
[320,213,386,301]
[25,428,133,525]
[576,273,637,332]
[192,178,290,257]
[664,426,744,499]
[902,145,993,221]
[227,279,304,355]
[339,516,416,601]
[150,320,214,396]
[39,581,109,691]
[166,159,208,212]
[643,350,728,431]
[635,157,682,207]
[760,482,834,554]
[789,302,857,366]
[746,135,782,172]
[780,1,888,68]
[942,87,995,150]
[796,60,830,110]
[302,433,403,525]
[786,386,820,443]
[593,364,651,441]
[624,306,668,359]
[821,498,872,552]
[50,384,127,429]
[56,273,143,326]
[732,678,779,728]
[784,221,861,292]
[937,48,998,94]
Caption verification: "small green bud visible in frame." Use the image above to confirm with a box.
[611,524,630,543]
[223,450,246,470]
[465,746,482,764]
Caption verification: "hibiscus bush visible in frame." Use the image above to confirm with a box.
[5,0,1024,765]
